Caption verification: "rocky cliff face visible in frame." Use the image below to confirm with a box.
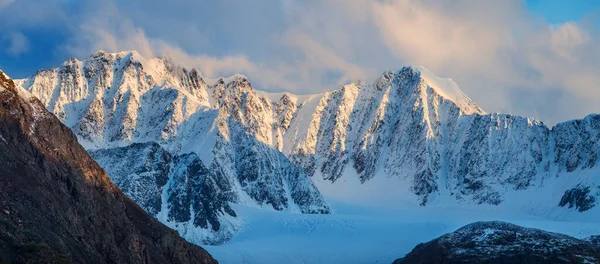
[0,70,217,263]
[20,51,600,243]
[393,221,600,264]
[89,142,239,245]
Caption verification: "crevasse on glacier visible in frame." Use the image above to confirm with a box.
[19,50,600,243]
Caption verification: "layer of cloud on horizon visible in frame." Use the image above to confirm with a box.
[0,0,599,126]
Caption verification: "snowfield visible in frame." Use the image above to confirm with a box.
[208,168,600,263]
[206,198,600,264]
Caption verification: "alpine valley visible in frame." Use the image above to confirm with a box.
[12,50,600,263]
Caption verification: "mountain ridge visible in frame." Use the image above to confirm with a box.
[11,49,596,127]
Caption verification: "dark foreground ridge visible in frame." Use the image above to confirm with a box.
[393,221,600,264]
[0,70,217,263]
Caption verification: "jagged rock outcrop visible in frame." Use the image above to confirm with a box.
[587,235,600,246]
[559,184,598,212]
[89,142,238,245]
[393,221,600,264]
[0,70,217,263]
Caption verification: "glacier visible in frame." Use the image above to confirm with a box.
[17,50,600,251]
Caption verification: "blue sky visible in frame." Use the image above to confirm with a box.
[0,0,599,125]
[526,0,600,24]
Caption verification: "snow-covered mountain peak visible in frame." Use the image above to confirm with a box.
[207,73,250,86]
[91,49,142,60]
[395,65,422,80]
[394,66,486,115]
[86,49,148,69]
[87,50,252,90]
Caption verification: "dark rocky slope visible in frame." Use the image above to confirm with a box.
[393,221,600,264]
[0,70,217,263]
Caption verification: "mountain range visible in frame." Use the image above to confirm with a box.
[14,50,600,244]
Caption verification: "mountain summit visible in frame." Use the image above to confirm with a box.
[402,65,485,115]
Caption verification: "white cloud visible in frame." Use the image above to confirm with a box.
[152,41,298,91]
[280,30,368,85]
[3,32,29,56]
[525,22,600,99]
[373,0,507,70]
[549,22,588,61]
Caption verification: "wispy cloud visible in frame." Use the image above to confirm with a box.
[3,32,29,56]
